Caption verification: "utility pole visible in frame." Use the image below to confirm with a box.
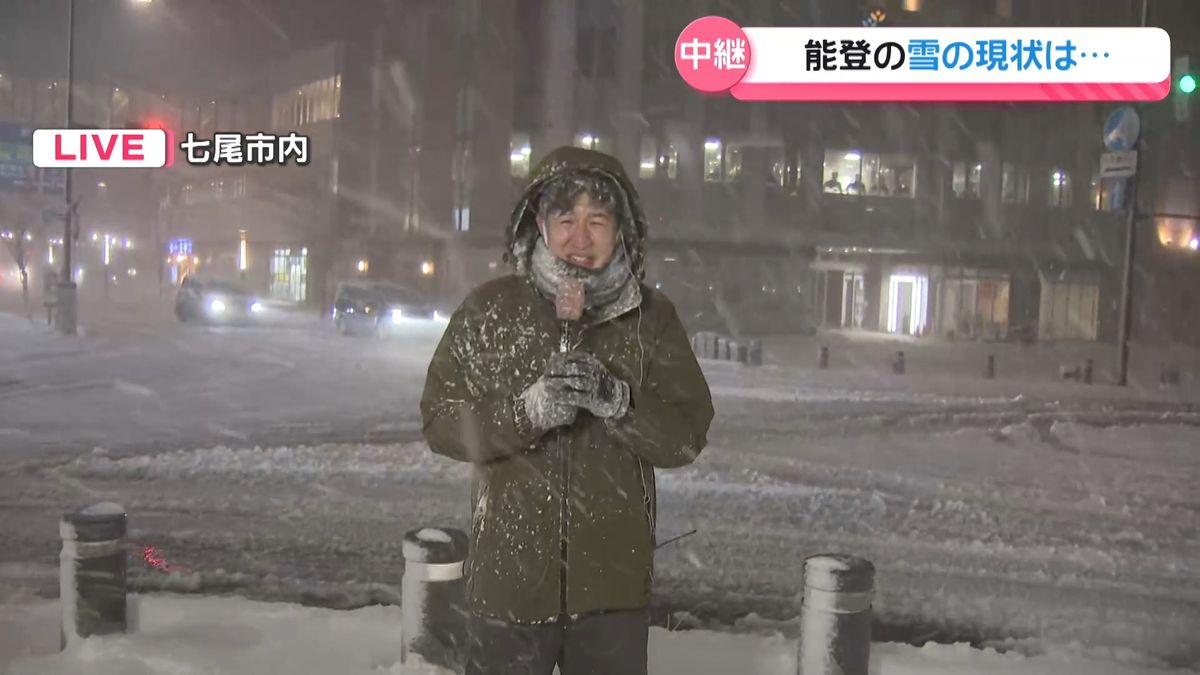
[1115,0,1149,386]
[56,0,79,335]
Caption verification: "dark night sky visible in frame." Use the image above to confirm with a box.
[3,0,1199,95]
[0,0,368,94]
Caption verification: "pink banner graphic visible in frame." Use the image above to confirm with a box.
[675,17,1172,102]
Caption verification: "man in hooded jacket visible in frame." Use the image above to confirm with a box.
[420,146,714,674]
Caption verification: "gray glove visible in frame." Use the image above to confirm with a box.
[545,351,631,420]
[518,377,579,431]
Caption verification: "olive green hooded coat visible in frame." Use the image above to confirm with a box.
[420,147,714,623]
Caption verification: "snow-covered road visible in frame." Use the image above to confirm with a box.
[0,292,442,463]
[1,295,1199,669]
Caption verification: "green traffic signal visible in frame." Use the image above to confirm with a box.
[1180,74,1197,94]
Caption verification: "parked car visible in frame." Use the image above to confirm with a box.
[331,280,447,337]
[175,275,264,324]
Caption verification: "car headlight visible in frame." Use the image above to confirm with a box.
[391,308,404,323]
[250,301,263,313]
[209,299,226,313]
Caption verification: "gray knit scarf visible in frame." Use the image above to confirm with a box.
[530,237,642,326]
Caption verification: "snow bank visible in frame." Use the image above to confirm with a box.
[1,595,1194,675]
[78,502,127,517]
[39,426,1200,667]
[72,441,466,482]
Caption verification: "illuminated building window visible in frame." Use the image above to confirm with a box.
[703,138,723,182]
[825,149,917,198]
[952,162,982,199]
[1001,163,1030,204]
[1039,277,1099,341]
[1049,169,1073,207]
[510,132,532,178]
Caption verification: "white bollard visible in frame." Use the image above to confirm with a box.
[60,502,128,649]
[798,554,875,675]
[401,527,469,671]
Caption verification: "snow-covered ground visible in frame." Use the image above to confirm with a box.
[0,291,443,463]
[2,428,1197,668]
[3,289,1198,463]
[2,292,1199,670]
[1,594,1195,675]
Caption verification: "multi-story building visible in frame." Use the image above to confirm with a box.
[0,66,178,289]
[492,0,1198,345]
[156,43,343,305]
[16,0,1194,348]
[340,0,1199,345]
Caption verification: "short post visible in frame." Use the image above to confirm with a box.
[818,346,829,369]
[43,270,59,326]
[798,554,874,675]
[748,339,763,366]
[60,502,128,649]
[734,341,749,364]
[985,354,996,379]
[892,351,905,375]
[401,527,469,671]
[1084,359,1093,384]
[1161,366,1181,387]
[715,336,728,361]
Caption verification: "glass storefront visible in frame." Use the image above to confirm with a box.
[1039,277,1099,341]
[887,273,929,335]
[841,271,866,329]
[270,247,308,303]
[938,272,1011,340]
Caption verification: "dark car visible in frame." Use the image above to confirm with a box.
[175,275,264,324]
[331,280,447,337]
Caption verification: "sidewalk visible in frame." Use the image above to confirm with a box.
[729,330,1200,406]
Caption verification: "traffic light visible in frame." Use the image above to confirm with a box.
[1173,55,1193,122]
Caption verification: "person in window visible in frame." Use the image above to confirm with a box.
[420,146,714,675]
[823,171,843,193]
[846,174,865,195]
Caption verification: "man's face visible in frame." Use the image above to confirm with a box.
[539,193,619,271]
